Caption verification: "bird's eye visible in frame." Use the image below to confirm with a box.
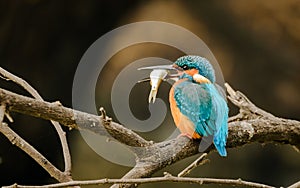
[182,65,189,70]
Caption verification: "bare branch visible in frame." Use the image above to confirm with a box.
[0,104,71,182]
[0,104,5,123]
[288,180,300,188]
[0,88,151,147]
[0,67,41,99]
[3,174,275,188]
[0,122,71,182]
[1,79,299,188]
[0,67,72,174]
[177,153,209,177]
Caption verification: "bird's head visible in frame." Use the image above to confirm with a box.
[173,55,216,83]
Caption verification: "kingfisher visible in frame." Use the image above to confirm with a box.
[139,55,228,157]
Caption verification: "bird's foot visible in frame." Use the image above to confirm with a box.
[177,133,193,139]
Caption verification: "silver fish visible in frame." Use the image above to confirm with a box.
[148,69,168,103]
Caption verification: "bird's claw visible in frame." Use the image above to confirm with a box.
[177,133,193,139]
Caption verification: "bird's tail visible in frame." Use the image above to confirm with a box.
[213,122,228,157]
[213,140,227,157]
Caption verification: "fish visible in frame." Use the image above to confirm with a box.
[148,69,169,103]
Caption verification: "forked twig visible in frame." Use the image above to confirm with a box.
[0,104,70,182]
[0,67,72,175]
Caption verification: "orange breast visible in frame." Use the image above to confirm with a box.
[169,79,201,139]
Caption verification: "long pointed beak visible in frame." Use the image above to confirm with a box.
[138,64,180,103]
[138,64,180,83]
[138,64,176,70]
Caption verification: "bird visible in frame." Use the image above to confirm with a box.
[139,55,228,156]
[169,55,228,156]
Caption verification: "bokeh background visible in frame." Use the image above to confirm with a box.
[1,0,300,187]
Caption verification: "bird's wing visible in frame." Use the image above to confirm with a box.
[173,81,216,136]
[214,83,227,102]
[205,83,229,156]
[205,84,228,134]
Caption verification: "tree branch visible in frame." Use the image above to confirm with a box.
[0,67,72,175]
[1,80,299,187]
[1,100,71,182]
[288,180,300,188]
[0,104,5,123]
[0,88,151,147]
[3,174,275,188]
[0,122,72,182]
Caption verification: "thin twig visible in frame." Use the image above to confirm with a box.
[0,67,72,174]
[3,174,275,188]
[0,67,41,98]
[0,122,71,182]
[99,107,107,120]
[177,153,209,177]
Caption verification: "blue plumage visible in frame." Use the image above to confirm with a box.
[174,82,214,136]
[175,55,216,83]
[171,55,229,157]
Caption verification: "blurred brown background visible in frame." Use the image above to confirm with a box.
[0,0,300,187]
